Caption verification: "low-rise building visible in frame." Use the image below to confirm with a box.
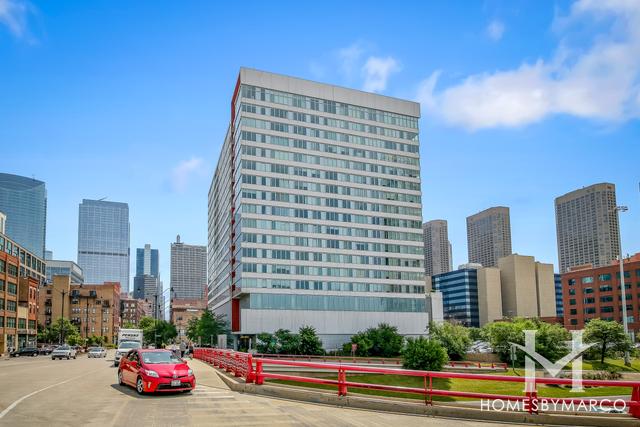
[39,275,121,344]
[562,253,640,333]
[0,230,45,354]
[120,297,145,326]
[171,298,207,342]
[46,259,84,284]
[498,254,556,319]
[432,265,482,327]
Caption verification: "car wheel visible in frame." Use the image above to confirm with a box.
[67,356,70,360]
[136,377,145,395]
[73,355,76,359]
[118,370,125,386]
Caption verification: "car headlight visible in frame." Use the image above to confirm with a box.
[143,369,159,378]
[188,369,193,376]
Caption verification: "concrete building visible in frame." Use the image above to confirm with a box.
[561,253,640,333]
[0,229,45,354]
[46,259,84,284]
[0,173,47,258]
[497,254,556,319]
[466,207,512,268]
[133,275,161,316]
[120,297,145,327]
[77,199,130,292]
[171,298,207,342]
[477,267,503,326]
[170,235,206,300]
[423,220,452,276]
[208,68,426,349]
[39,275,121,344]
[555,183,620,273]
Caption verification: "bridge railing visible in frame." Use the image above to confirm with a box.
[250,353,402,365]
[194,349,640,418]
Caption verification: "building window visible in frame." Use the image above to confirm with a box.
[18,318,26,329]
[7,282,17,295]
[598,273,611,281]
[570,319,578,325]
[6,300,17,312]
[581,276,593,284]
[6,317,16,328]
[569,299,576,306]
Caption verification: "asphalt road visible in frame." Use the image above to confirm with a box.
[0,351,510,426]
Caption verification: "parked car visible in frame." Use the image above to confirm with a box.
[10,347,39,357]
[51,345,77,360]
[88,347,107,358]
[118,349,195,394]
[38,345,54,355]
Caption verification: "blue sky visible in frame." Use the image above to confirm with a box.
[0,0,639,292]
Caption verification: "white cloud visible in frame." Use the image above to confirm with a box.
[486,20,505,41]
[337,42,365,78]
[362,56,401,93]
[0,0,29,38]
[418,0,640,130]
[170,157,207,193]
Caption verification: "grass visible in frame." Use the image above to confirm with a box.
[269,369,635,402]
[577,358,640,372]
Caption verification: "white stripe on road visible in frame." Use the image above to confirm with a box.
[0,369,100,419]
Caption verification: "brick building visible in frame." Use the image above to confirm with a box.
[171,298,207,342]
[562,253,640,333]
[120,297,145,326]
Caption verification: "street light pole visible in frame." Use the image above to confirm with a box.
[613,205,630,366]
[59,289,67,344]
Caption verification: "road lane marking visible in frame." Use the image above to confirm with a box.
[0,368,101,419]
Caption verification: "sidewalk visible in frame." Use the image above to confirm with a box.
[189,358,230,390]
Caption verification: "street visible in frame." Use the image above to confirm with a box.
[0,351,506,427]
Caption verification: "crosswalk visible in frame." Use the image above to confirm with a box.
[187,385,236,401]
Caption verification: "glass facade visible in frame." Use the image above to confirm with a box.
[208,69,425,336]
[77,199,130,291]
[0,173,47,258]
[136,244,159,277]
[432,269,479,327]
[554,273,563,316]
[46,260,84,284]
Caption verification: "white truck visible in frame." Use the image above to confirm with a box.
[114,328,143,366]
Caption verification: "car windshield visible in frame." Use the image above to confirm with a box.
[58,346,70,350]
[89,348,102,352]
[141,352,183,364]
[119,342,141,349]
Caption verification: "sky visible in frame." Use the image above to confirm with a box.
[0,0,639,294]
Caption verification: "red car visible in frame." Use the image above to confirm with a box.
[117,349,195,394]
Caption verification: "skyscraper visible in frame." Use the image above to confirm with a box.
[0,173,47,258]
[208,68,426,349]
[423,220,452,276]
[555,183,619,273]
[133,244,160,301]
[466,206,512,267]
[77,199,130,292]
[170,235,206,300]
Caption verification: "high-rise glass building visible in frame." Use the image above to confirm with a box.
[77,199,130,291]
[466,206,512,268]
[0,173,47,258]
[431,267,480,327]
[133,244,160,301]
[208,68,426,349]
[555,183,619,273]
[170,235,206,300]
[423,220,452,276]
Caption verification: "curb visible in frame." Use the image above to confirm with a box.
[215,370,636,427]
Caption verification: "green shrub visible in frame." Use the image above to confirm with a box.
[430,321,472,360]
[402,337,448,371]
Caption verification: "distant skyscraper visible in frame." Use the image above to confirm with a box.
[133,244,160,303]
[136,244,159,277]
[170,235,206,300]
[466,206,512,267]
[77,199,130,292]
[555,183,619,273]
[423,220,452,276]
[0,173,47,258]
[46,259,84,284]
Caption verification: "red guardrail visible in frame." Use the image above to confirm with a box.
[194,348,640,418]
[250,353,402,365]
[447,361,508,370]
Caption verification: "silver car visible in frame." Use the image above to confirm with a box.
[51,345,77,360]
[88,347,107,358]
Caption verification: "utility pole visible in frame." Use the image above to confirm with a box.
[613,206,630,366]
[59,289,67,344]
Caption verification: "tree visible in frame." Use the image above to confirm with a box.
[430,321,472,360]
[256,333,278,354]
[584,319,633,363]
[122,321,136,329]
[184,310,230,346]
[482,318,571,365]
[402,337,448,371]
[274,329,300,354]
[50,318,80,344]
[343,323,404,357]
[298,326,323,355]
[139,316,177,346]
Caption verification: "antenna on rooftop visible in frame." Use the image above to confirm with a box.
[98,197,107,201]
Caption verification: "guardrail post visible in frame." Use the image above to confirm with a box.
[526,390,538,414]
[631,385,640,418]
[255,360,264,385]
[234,353,241,377]
[246,354,254,383]
[338,368,347,396]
